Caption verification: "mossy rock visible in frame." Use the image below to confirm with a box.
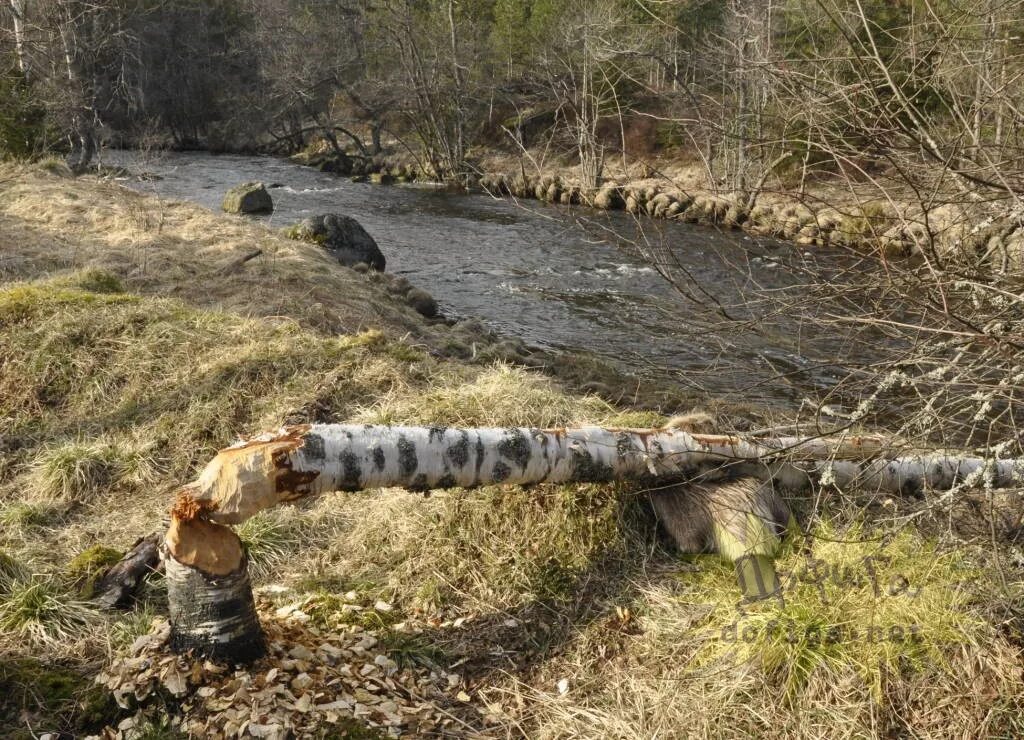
[286,214,386,271]
[405,288,439,318]
[594,186,623,210]
[723,205,748,227]
[221,182,273,214]
[368,172,395,185]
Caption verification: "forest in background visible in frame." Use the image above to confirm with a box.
[1,0,1022,195]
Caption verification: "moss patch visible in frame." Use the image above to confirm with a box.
[0,658,119,739]
[66,545,123,598]
[684,523,1016,698]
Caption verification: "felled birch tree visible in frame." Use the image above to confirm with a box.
[161,422,1024,663]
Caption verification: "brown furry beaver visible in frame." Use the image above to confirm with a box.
[647,413,796,598]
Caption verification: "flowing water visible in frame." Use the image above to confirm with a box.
[108,150,883,408]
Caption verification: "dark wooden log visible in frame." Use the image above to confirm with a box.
[93,532,163,609]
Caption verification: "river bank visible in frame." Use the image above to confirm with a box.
[1,162,1021,739]
[296,145,1023,265]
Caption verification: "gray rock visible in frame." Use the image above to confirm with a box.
[288,214,386,271]
[222,182,273,214]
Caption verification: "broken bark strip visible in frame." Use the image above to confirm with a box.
[182,424,1024,525]
[164,516,265,663]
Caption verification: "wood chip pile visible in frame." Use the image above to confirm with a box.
[91,597,491,739]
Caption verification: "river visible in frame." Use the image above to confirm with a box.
[107,150,883,408]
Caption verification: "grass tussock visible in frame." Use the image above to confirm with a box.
[0,567,98,646]
[237,509,309,580]
[0,501,60,532]
[29,437,158,502]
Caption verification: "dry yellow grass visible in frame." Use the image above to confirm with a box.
[0,162,442,340]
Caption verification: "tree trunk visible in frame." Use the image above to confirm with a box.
[181,424,1024,525]
[371,121,383,155]
[182,424,749,524]
[164,515,264,663]
[8,0,28,79]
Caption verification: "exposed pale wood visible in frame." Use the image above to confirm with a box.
[164,517,264,663]
[649,477,791,559]
[166,515,244,576]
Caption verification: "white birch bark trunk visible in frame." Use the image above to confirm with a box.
[163,516,264,663]
[181,424,1024,525]
[8,0,28,78]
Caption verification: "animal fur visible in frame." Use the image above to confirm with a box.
[649,476,792,560]
[662,411,715,434]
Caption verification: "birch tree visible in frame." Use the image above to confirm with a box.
[158,422,1024,662]
[6,0,28,76]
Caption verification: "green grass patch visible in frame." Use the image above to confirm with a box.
[109,604,161,652]
[0,278,475,485]
[0,573,97,645]
[376,630,449,669]
[0,549,30,587]
[684,523,1010,698]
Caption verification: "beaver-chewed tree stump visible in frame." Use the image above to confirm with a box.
[164,513,265,663]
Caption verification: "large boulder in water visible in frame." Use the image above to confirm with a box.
[288,214,386,271]
[222,182,273,214]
